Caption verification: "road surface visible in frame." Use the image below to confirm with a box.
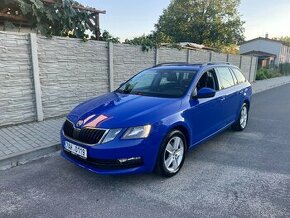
[1,84,290,218]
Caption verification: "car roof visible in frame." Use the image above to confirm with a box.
[152,62,238,71]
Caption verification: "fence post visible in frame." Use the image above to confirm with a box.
[253,57,259,82]
[30,33,43,122]
[226,54,229,62]
[187,49,190,63]
[155,47,159,65]
[209,51,212,62]
[239,55,242,68]
[108,42,114,92]
[249,55,253,82]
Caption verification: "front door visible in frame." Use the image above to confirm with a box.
[184,69,225,146]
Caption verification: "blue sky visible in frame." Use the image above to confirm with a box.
[78,0,290,42]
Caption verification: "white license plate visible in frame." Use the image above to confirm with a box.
[64,141,87,159]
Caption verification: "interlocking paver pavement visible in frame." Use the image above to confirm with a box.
[0,118,64,160]
[0,76,290,168]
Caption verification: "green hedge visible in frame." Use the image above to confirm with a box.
[256,64,290,80]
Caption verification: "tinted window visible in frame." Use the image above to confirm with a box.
[232,68,246,84]
[216,67,235,89]
[116,69,197,98]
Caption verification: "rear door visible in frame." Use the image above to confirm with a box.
[215,67,240,125]
[230,67,250,118]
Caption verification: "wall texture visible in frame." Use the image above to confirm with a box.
[37,37,109,119]
[0,32,36,126]
[159,48,188,63]
[0,31,258,127]
[113,44,155,87]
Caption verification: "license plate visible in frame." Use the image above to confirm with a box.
[64,141,87,159]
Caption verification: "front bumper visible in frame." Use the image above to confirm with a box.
[60,129,163,175]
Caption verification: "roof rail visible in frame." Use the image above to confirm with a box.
[203,62,231,66]
[154,62,204,67]
[153,62,232,68]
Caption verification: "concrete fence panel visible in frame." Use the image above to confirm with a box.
[37,37,109,119]
[188,50,210,63]
[0,32,36,126]
[228,54,241,68]
[211,52,227,62]
[158,48,187,63]
[250,57,258,82]
[240,56,252,81]
[113,44,155,87]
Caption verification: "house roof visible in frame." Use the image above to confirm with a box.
[240,37,290,47]
[240,50,276,58]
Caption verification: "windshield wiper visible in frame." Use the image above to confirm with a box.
[115,89,132,94]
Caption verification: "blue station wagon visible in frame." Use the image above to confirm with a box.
[61,62,252,177]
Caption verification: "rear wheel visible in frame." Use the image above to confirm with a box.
[232,103,248,131]
[156,130,186,177]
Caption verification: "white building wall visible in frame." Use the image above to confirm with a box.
[280,45,290,63]
[240,39,283,65]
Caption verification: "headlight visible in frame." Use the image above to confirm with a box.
[122,125,151,139]
[101,129,122,143]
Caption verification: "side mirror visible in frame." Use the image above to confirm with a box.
[196,87,216,99]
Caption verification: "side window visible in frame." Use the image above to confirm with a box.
[196,69,218,91]
[230,70,238,85]
[215,67,235,90]
[232,68,246,84]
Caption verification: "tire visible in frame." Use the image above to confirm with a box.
[232,103,249,131]
[156,130,186,177]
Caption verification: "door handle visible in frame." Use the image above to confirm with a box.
[219,96,226,101]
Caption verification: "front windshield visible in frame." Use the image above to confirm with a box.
[116,69,197,98]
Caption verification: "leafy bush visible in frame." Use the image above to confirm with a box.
[1,0,101,40]
[256,69,282,80]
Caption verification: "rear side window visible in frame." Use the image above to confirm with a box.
[215,67,235,89]
[232,68,246,84]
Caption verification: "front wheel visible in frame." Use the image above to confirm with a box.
[232,103,249,131]
[156,130,186,177]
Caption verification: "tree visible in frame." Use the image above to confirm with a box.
[272,36,290,43]
[155,0,245,47]
[100,30,120,43]
[1,0,101,40]
[124,34,157,51]
[124,32,176,51]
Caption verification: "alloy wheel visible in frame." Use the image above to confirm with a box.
[240,105,248,129]
[163,136,185,173]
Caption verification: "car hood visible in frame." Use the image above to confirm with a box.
[67,92,182,129]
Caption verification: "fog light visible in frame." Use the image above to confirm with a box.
[118,157,141,164]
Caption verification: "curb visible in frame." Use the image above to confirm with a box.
[253,81,290,94]
[0,144,61,170]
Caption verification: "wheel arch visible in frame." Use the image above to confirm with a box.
[168,122,191,150]
[244,98,250,110]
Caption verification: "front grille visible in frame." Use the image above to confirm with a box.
[63,120,107,145]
